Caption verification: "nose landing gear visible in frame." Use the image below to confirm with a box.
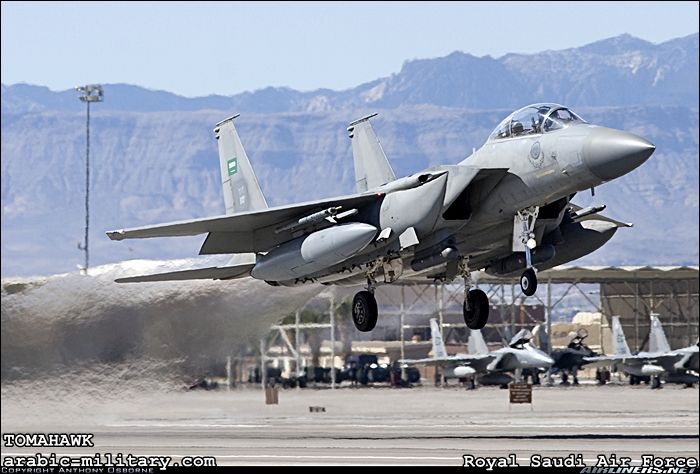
[515,207,540,297]
[520,267,538,296]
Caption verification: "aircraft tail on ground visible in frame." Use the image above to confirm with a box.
[214,115,268,214]
[611,316,632,357]
[648,313,671,353]
[468,329,489,355]
[429,318,447,359]
[347,114,396,192]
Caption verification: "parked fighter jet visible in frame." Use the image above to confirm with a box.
[107,104,655,332]
[585,315,698,388]
[644,313,698,387]
[398,319,496,381]
[399,319,552,387]
[469,328,554,386]
[550,328,598,385]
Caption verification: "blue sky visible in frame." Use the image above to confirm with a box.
[2,1,698,97]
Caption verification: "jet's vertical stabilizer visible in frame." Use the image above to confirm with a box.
[648,313,671,354]
[214,115,268,215]
[429,318,448,359]
[214,115,267,269]
[347,114,396,192]
[468,329,489,355]
[611,316,632,357]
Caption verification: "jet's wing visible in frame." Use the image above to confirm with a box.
[553,349,588,369]
[107,192,384,254]
[115,263,255,283]
[652,354,686,370]
[584,353,682,368]
[583,355,626,367]
[462,354,497,372]
[400,354,495,368]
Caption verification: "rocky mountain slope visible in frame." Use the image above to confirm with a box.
[2,34,698,276]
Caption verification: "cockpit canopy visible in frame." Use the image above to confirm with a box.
[488,103,586,141]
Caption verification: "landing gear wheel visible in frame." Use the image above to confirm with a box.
[520,268,538,296]
[463,289,489,329]
[352,291,378,332]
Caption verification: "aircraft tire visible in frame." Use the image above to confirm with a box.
[352,291,378,332]
[463,289,489,329]
[520,268,538,296]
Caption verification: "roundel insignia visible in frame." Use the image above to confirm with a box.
[529,141,544,168]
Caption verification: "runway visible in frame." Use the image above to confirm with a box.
[2,384,698,466]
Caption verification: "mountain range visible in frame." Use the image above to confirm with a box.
[1,33,698,276]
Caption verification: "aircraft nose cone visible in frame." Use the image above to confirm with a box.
[583,128,655,181]
[540,354,555,367]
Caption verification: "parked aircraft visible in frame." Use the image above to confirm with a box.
[108,105,655,333]
[550,329,598,385]
[398,319,496,382]
[585,315,698,388]
[399,319,553,387]
[645,313,698,387]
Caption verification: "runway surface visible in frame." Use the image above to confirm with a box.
[2,384,698,466]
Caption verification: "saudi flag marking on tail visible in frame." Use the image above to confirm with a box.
[227,157,238,176]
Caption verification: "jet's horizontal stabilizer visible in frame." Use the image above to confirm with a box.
[115,263,254,283]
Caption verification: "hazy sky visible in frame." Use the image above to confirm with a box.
[2,1,698,97]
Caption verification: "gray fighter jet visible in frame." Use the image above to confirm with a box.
[107,104,655,332]
[399,319,553,387]
[398,318,497,380]
[585,315,698,388]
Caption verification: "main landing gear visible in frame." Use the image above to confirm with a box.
[460,258,489,329]
[351,257,492,332]
[352,290,378,332]
[352,260,382,332]
[516,207,539,297]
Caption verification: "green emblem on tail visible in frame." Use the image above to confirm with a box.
[227,157,238,176]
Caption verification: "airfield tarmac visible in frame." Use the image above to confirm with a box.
[1,384,698,466]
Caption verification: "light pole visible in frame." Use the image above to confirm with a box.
[75,84,103,275]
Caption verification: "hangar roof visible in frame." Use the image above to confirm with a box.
[477,265,699,284]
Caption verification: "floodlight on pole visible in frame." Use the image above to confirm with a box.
[76,84,103,275]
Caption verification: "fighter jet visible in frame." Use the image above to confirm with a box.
[468,328,554,386]
[550,328,598,385]
[585,315,698,388]
[642,313,698,386]
[398,318,496,381]
[399,319,553,387]
[107,104,655,333]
